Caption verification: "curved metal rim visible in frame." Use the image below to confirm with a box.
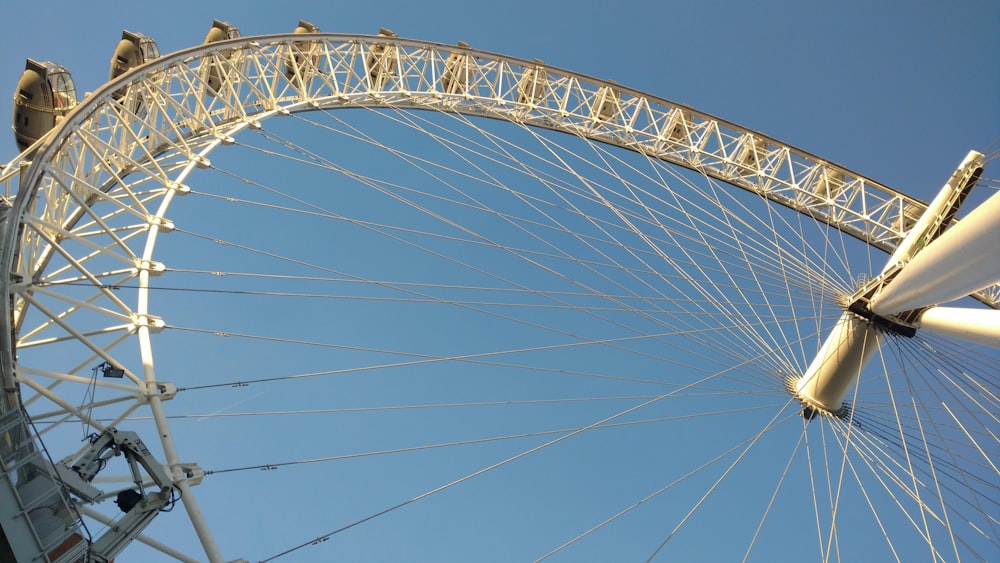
[4,30,997,414]
[3,32,928,244]
[0,31,996,561]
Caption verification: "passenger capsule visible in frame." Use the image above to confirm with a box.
[517,60,547,105]
[283,20,321,82]
[12,59,77,152]
[204,19,240,44]
[109,31,160,108]
[441,41,473,94]
[110,31,160,82]
[201,20,241,96]
[367,28,398,90]
[591,81,620,122]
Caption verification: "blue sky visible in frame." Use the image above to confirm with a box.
[3,1,998,561]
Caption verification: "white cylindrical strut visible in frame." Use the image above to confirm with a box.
[136,147,226,563]
[795,312,882,413]
[918,307,1000,349]
[883,150,983,270]
[794,150,992,416]
[871,189,1000,316]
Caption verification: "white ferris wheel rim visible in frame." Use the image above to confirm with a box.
[0,31,997,562]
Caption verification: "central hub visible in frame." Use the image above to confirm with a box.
[845,264,923,338]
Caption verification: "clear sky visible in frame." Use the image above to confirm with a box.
[2,1,998,562]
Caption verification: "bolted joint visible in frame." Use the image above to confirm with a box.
[139,380,177,402]
[175,462,206,486]
[131,313,165,333]
[134,259,166,276]
[147,215,175,232]
[167,181,191,195]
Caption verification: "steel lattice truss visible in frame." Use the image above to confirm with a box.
[2,32,997,316]
[0,31,996,562]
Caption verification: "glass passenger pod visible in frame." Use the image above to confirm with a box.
[591,81,620,122]
[110,31,160,81]
[283,20,322,83]
[109,31,160,105]
[204,18,241,43]
[200,20,241,97]
[366,28,398,91]
[733,133,769,177]
[517,59,547,105]
[12,59,77,152]
[441,41,473,95]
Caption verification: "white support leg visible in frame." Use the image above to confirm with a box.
[883,150,984,268]
[794,312,883,414]
[871,189,1000,315]
[918,307,1000,349]
[78,505,201,563]
[794,150,992,416]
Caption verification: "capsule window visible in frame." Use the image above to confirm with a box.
[201,21,241,97]
[46,73,77,109]
[141,40,160,61]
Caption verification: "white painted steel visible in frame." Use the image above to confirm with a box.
[919,307,1000,348]
[134,137,227,563]
[0,34,992,300]
[883,150,983,270]
[794,150,993,415]
[0,31,995,562]
[871,189,1000,315]
[794,312,882,413]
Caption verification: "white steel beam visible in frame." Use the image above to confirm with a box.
[794,312,882,414]
[871,189,1000,315]
[918,307,1000,349]
[883,151,983,269]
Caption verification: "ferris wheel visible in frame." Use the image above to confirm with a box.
[0,19,997,562]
